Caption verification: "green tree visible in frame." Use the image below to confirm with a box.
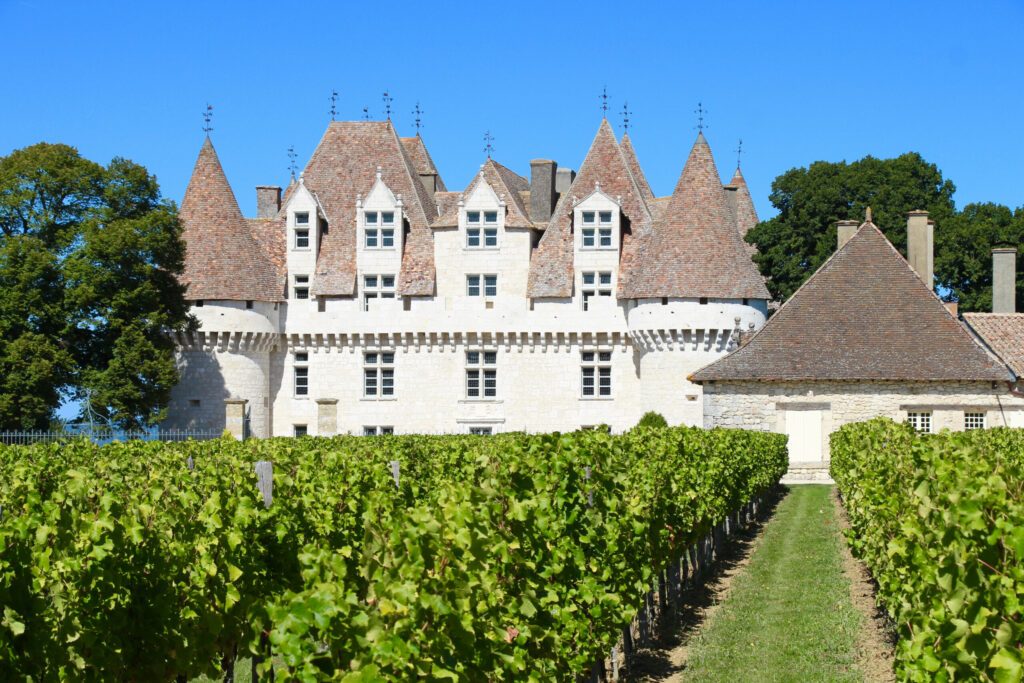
[747,153,957,302]
[0,143,191,429]
[937,202,1024,311]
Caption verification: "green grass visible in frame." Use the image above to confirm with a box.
[681,485,863,683]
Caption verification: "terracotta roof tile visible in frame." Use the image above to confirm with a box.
[400,135,448,192]
[620,132,654,202]
[179,138,283,301]
[723,167,759,259]
[692,223,1012,381]
[247,217,286,280]
[963,313,1024,377]
[623,133,769,300]
[432,159,534,230]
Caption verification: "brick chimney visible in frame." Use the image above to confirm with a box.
[906,210,934,290]
[256,186,282,219]
[529,159,557,222]
[836,220,859,250]
[993,247,1017,313]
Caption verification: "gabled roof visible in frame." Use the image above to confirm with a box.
[692,223,1013,382]
[432,159,534,229]
[623,133,769,300]
[179,138,283,302]
[400,135,448,192]
[527,119,652,298]
[620,132,654,202]
[963,313,1024,378]
[305,121,439,297]
[723,168,759,258]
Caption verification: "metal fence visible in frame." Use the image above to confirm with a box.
[0,430,223,446]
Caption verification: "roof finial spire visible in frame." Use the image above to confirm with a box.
[695,101,707,132]
[362,106,370,121]
[329,89,338,121]
[412,101,423,133]
[382,90,393,120]
[735,138,743,169]
[620,101,632,132]
[287,145,297,180]
[483,130,494,158]
[202,103,213,135]
[865,206,873,223]
[599,86,609,118]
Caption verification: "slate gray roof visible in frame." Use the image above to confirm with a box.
[963,313,1024,378]
[691,222,1012,382]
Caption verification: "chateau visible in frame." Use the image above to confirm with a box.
[165,118,771,437]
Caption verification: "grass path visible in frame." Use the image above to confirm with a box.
[677,485,865,682]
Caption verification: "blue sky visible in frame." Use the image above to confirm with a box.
[1,0,1021,220]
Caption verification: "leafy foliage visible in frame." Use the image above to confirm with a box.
[0,427,787,680]
[831,419,1024,682]
[634,411,668,429]
[0,143,191,429]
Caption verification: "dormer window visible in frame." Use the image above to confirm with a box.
[581,211,614,249]
[293,275,309,300]
[295,228,310,249]
[364,211,396,249]
[466,210,498,248]
[581,271,613,310]
[295,212,310,226]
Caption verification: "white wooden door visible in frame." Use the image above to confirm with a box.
[785,408,824,465]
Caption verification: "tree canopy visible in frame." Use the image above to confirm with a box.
[746,154,1023,309]
[0,143,192,430]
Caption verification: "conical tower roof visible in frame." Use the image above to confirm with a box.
[692,222,1011,381]
[179,138,283,301]
[623,133,769,299]
[724,166,759,258]
[620,132,654,202]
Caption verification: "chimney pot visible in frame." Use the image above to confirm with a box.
[992,247,1017,313]
[906,210,934,290]
[256,186,282,219]
[529,159,558,223]
[836,220,859,249]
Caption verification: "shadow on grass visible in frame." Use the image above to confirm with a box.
[623,485,789,682]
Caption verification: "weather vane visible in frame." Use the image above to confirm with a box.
[202,103,213,134]
[413,101,423,133]
[735,139,743,169]
[483,130,494,158]
[382,90,393,120]
[287,146,298,179]
[599,86,609,117]
[329,90,338,121]
[362,106,370,121]
[620,101,632,132]
[695,101,707,132]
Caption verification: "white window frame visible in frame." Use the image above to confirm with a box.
[363,426,395,436]
[293,424,308,437]
[293,274,310,300]
[581,350,613,398]
[294,211,310,226]
[466,274,497,298]
[363,351,395,399]
[581,271,613,311]
[294,227,310,250]
[580,210,615,250]
[907,411,932,433]
[293,352,309,397]
[466,210,499,248]
[363,274,396,311]
[964,412,986,430]
[364,210,396,249]
[465,350,497,399]
[469,426,493,435]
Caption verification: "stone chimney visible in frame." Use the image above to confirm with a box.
[418,172,438,196]
[256,186,282,219]
[836,220,859,250]
[529,159,557,223]
[555,167,576,196]
[906,210,934,290]
[993,247,1017,313]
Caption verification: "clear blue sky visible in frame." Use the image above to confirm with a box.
[1,0,1021,220]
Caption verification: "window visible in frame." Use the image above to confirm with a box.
[293,424,308,437]
[295,228,310,249]
[246,300,254,309]
[188,399,201,408]
[907,411,932,433]
[581,351,612,397]
[294,352,309,397]
[469,426,493,435]
[466,210,498,248]
[467,274,497,298]
[965,412,986,430]
[363,274,396,311]
[363,351,395,398]
[581,210,614,248]
[293,275,309,300]
[295,212,309,226]
[581,271,613,310]
[364,426,395,436]
[466,351,497,398]
[364,211,396,249]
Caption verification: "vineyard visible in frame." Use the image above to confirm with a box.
[831,419,1024,682]
[0,426,786,681]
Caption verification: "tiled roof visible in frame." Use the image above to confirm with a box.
[247,217,286,279]
[305,121,439,297]
[400,135,448,192]
[692,223,1013,382]
[432,159,534,229]
[963,313,1024,377]
[723,168,759,258]
[527,119,652,298]
[623,133,770,300]
[620,132,654,202]
[179,138,284,301]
